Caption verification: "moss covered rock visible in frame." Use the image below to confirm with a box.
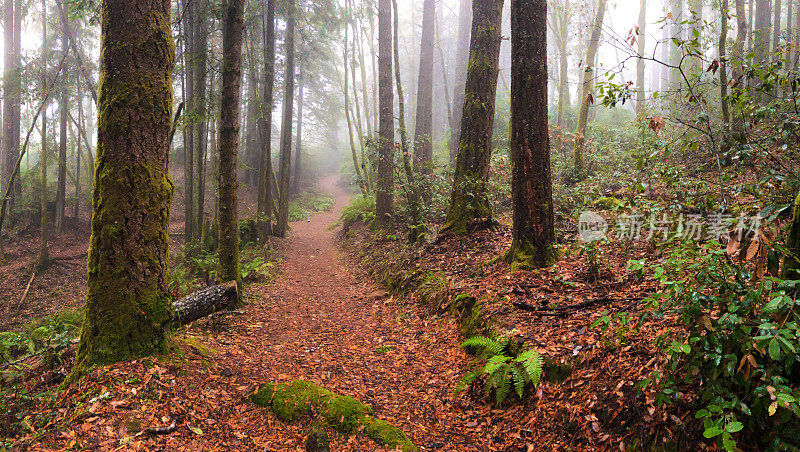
[250,380,417,451]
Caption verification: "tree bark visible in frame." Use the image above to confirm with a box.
[276,0,296,237]
[413,0,436,184]
[76,0,175,367]
[74,96,82,219]
[506,0,556,268]
[720,0,731,127]
[375,0,395,226]
[443,0,504,235]
[194,1,209,240]
[218,0,245,289]
[555,0,569,133]
[172,282,238,326]
[573,0,607,174]
[449,0,472,163]
[183,0,195,242]
[1,0,20,214]
[258,0,276,239]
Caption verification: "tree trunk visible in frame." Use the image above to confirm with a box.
[76,0,175,367]
[218,0,245,289]
[506,0,556,268]
[183,0,195,242]
[276,0,295,237]
[443,0,504,235]
[573,0,607,174]
[375,0,395,226]
[1,0,20,214]
[173,282,238,326]
[555,0,569,133]
[194,1,208,240]
[413,0,436,185]
[258,0,276,239]
[293,77,303,195]
[669,0,684,90]
[754,0,770,102]
[74,96,82,219]
[39,0,49,268]
[244,46,260,187]
[56,27,68,233]
[449,0,472,163]
[636,0,647,119]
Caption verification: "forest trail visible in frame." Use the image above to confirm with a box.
[150,175,474,450]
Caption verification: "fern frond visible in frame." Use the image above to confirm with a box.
[454,369,482,394]
[483,354,510,376]
[461,336,504,356]
[495,369,511,405]
[516,350,543,386]
[510,364,526,398]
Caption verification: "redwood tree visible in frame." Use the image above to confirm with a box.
[443,0,504,235]
[505,0,556,268]
[257,0,276,239]
[449,0,472,163]
[276,0,296,236]
[76,0,175,366]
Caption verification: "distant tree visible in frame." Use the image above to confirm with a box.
[194,0,209,241]
[275,0,296,237]
[449,0,472,163]
[293,74,304,195]
[257,0,276,239]
[218,0,245,288]
[56,22,68,234]
[375,0,394,226]
[505,0,556,268]
[551,0,570,134]
[413,0,435,187]
[39,0,49,269]
[636,0,647,119]
[573,0,607,174]
[76,0,175,366]
[1,0,22,213]
[720,0,731,128]
[443,0,504,235]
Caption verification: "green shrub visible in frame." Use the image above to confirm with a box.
[641,241,800,451]
[339,195,375,232]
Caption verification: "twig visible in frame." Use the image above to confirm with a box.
[145,417,179,435]
[5,269,37,317]
[512,295,648,314]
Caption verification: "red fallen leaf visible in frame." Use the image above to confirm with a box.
[706,59,720,74]
[587,93,594,105]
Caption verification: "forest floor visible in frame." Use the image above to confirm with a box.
[9,175,543,451]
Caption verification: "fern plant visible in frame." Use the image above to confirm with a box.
[456,334,543,405]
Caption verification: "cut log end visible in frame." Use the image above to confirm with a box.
[172,281,239,327]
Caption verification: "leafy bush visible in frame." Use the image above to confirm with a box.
[339,195,375,232]
[641,241,800,451]
[456,333,543,405]
[288,190,334,222]
[0,309,83,365]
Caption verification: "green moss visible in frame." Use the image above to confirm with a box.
[504,239,559,271]
[250,380,416,450]
[362,417,417,451]
[543,356,572,383]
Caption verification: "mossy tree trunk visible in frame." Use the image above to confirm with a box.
[76,0,175,367]
[1,0,20,216]
[257,0,276,239]
[505,0,556,269]
[375,0,394,226]
[218,0,245,288]
[183,0,195,242]
[443,0,504,235]
[413,0,435,190]
[573,0,606,174]
[275,0,295,237]
[449,0,472,164]
[194,1,208,240]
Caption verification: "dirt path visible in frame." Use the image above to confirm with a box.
[129,175,479,451]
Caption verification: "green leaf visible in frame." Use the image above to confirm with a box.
[704,426,724,438]
[722,432,737,452]
[725,421,743,433]
[769,338,781,361]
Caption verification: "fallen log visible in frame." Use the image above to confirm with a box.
[511,295,648,315]
[172,281,239,327]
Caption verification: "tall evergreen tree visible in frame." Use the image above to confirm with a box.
[276,0,296,237]
[443,0,504,235]
[413,0,435,184]
[76,0,175,366]
[375,0,394,225]
[218,0,245,287]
